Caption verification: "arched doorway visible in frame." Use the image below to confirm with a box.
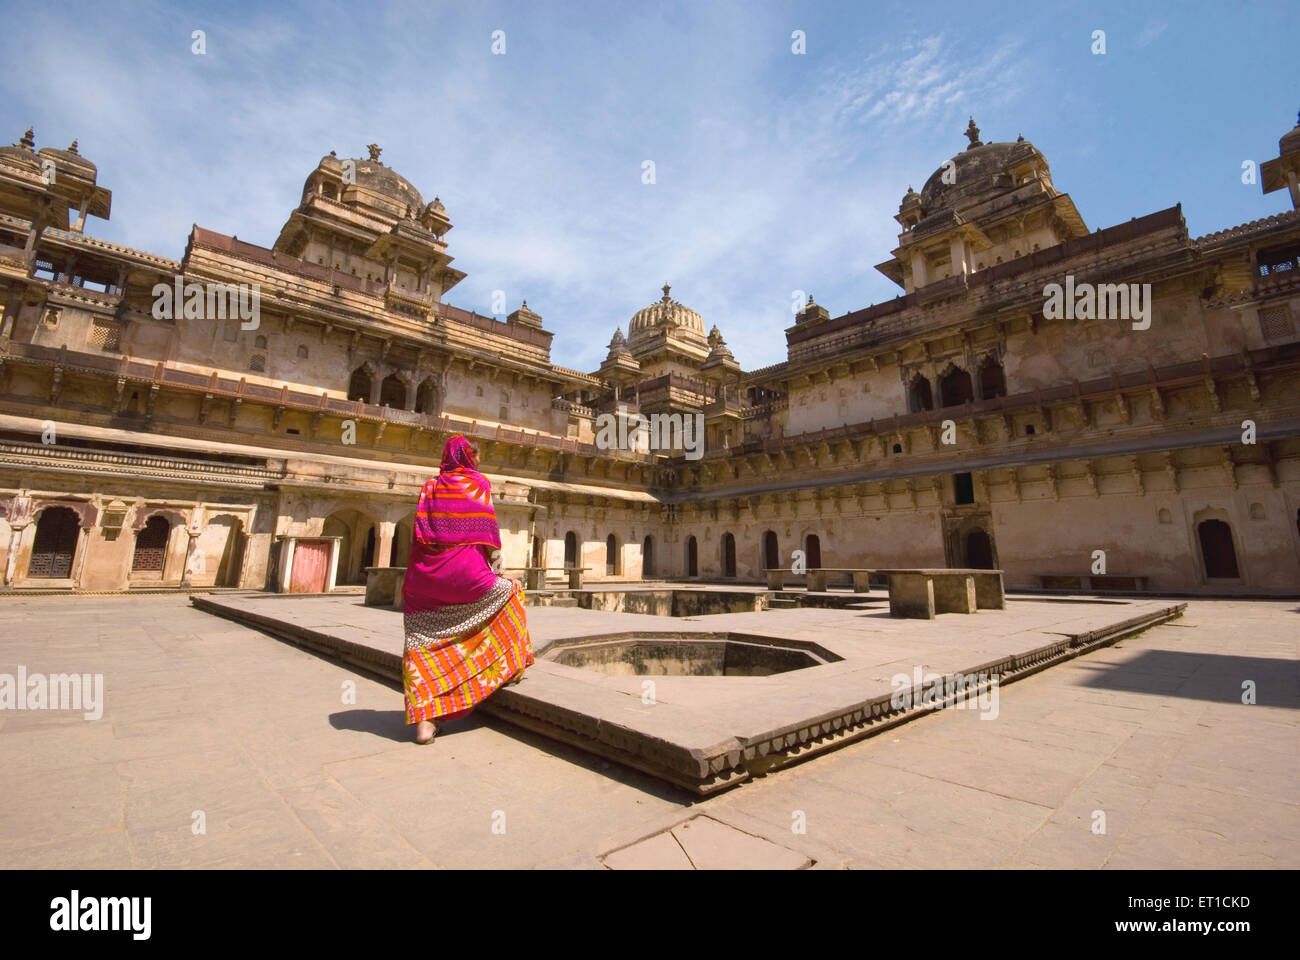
[804,533,822,569]
[347,367,372,402]
[965,529,995,569]
[29,506,80,578]
[686,536,698,577]
[940,366,974,407]
[762,530,779,571]
[722,533,736,578]
[642,535,655,578]
[1198,519,1240,579]
[132,515,171,575]
[605,534,618,576]
[361,526,376,570]
[209,516,247,587]
[392,519,412,567]
[564,531,578,568]
[323,508,378,584]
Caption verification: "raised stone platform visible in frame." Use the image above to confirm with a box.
[191,592,1185,795]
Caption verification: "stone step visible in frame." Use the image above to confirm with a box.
[767,598,798,609]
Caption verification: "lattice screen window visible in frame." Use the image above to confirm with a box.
[1258,305,1294,343]
[249,354,266,372]
[87,319,122,352]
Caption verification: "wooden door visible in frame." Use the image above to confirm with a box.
[290,539,331,593]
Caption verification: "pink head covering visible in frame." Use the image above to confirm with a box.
[413,435,501,549]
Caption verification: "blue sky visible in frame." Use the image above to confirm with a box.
[2,0,1295,371]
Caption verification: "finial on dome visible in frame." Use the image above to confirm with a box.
[19,127,34,150]
[1016,133,1024,143]
[366,143,382,163]
[329,149,337,157]
[965,116,982,150]
[68,140,79,154]
[662,283,673,302]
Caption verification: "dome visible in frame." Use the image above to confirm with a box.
[0,127,39,172]
[303,146,425,212]
[38,141,96,177]
[352,157,424,211]
[919,139,1042,214]
[1280,109,1300,156]
[629,284,705,336]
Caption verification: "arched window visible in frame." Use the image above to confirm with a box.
[415,378,439,415]
[979,357,1006,400]
[29,507,80,578]
[642,536,655,577]
[379,374,405,408]
[347,367,372,402]
[940,367,974,407]
[908,375,933,412]
[564,531,578,568]
[686,536,698,577]
[132,515,170,572]
[762,530,779,571]
[804,533,821,569]
[1198,519,1240,579]
[254,335,268,350]
[722,533,736,578]
[605,534,618,576]
[249,355,266,372]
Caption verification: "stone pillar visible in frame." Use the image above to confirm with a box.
[326,538,341,592]
[375,521,396,567]
[910,250,928,289]
[71,520,94,588]
[4,523,27,586]
[180,510,204,589]
[948,237,968,276]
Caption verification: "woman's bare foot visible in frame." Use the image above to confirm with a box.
[415,719,438,744]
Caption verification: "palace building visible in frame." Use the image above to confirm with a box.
[2,115,1299,595]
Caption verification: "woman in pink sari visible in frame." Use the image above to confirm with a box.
[402,435,534,744]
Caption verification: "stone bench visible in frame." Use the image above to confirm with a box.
[364,566,406,607]
[1037,574,1150,593]
[806,568,875,593]
[877,568,1005,619]
[507,566,591,590]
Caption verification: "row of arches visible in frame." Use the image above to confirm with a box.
[347,367,440,413]
[907,357,1006,413]
[25,507,248,585]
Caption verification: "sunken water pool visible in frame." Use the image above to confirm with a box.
[544,631,843,677]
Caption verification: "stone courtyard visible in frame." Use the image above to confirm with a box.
[1,593,1295,869]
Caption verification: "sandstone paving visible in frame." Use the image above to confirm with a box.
[0,594,1295,868]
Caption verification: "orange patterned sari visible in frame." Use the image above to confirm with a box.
[402,577,534,723]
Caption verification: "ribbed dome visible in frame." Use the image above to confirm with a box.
[38,143,96,176]
[919,139,1043,215]
[303,148,425,213]
[351,158,424,211]
[629,284,704,336]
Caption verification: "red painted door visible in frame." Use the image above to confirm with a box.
[290,539,331,593]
